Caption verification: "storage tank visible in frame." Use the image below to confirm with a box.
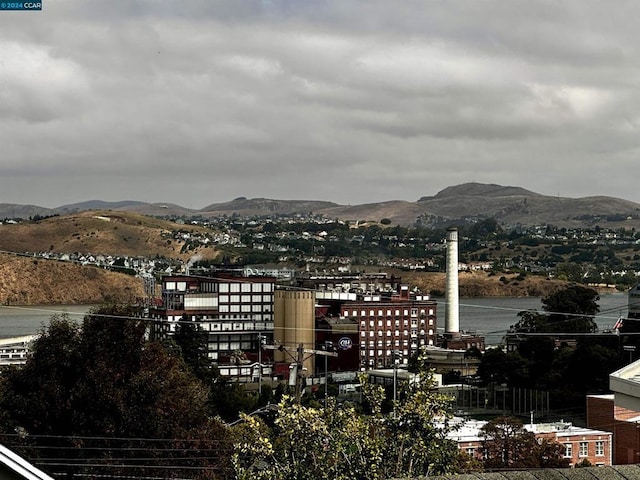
[274,289,316,373]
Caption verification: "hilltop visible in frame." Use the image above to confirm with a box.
[3,182,639,228]
[0,211,225,305]
[0,210,220,261]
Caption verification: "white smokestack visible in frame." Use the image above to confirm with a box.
[445,227,460,336]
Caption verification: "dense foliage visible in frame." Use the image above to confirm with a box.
[480,416,569,469]
[232,370,461,480]
[479,285,627,411]
[0,306,234,479]
[512,284,600,333]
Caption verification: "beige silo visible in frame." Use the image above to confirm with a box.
[274,289,316,373]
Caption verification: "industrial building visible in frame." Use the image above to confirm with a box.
[149,274,276,380]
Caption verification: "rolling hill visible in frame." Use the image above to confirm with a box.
[2,183,640,228]
[0,210,220,261]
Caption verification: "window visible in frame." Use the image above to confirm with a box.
[578,442,588,457]
[563,443,572,458]
[595,440,604,456]
[466,447,475,457]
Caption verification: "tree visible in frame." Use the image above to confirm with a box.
[172,314,216,383]
[480,416,569,469]
[0,306,233,479]
[514,285,599,333]
[542,284,599,333]
[232,370,460,480]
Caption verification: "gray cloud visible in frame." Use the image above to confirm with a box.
[1,0,640,209]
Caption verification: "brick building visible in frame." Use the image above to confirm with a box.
[449,418,612,466]
[343,293,437,368]
[587,394,640,464]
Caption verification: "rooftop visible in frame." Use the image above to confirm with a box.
[429,465,640,479]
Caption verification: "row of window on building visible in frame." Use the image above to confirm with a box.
[345,308,434,317]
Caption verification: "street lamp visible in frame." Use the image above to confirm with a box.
[324,340,334,408]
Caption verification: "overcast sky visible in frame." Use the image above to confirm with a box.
[1,1,639,209]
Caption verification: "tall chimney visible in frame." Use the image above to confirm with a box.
[445,227,460,337]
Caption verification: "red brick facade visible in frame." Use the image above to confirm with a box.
[587,394,640,464]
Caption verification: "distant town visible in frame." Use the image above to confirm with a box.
[3,210,640,290]
[1,209,640,479]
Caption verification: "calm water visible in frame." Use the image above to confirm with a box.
[0,293,630,345]
[435,292,629,346]
[0,305,94,338]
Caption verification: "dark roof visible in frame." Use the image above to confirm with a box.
[428,465,640,480]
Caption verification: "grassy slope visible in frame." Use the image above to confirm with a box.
[0,253,146,305]
[0,211,220,260]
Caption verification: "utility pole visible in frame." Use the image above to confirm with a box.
[264,342,338,404]
[257,333,266,396]
[392,350,401,419]
[324,340,334,408]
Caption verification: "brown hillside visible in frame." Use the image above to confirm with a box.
[0,253,146,305]
[0,211,219,261]
[399,270,597,298]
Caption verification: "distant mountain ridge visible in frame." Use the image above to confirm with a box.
[421,183,541,200]
[2,183,640,228]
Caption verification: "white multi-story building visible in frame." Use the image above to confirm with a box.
[150,274,275,367]
[0,335,36,367]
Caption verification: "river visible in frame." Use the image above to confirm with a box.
[0,305,94,338]
[0,293,631,345]
[439,292,629,346]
